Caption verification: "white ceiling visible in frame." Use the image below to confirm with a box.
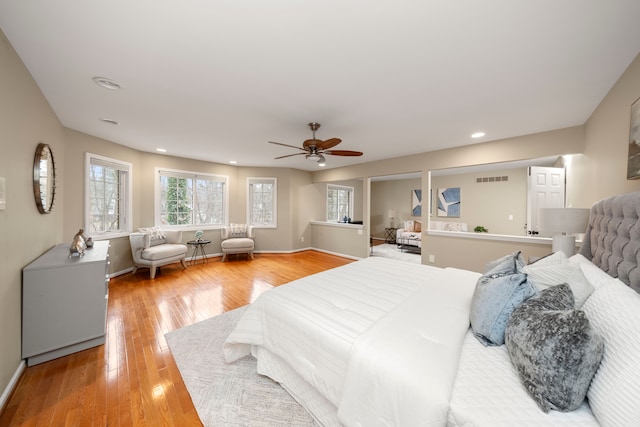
[1,1,639,171]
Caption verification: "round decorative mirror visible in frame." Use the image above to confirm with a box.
[33,143,56,214]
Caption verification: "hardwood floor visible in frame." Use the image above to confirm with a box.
[0,251,353,427]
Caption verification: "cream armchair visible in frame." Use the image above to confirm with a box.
[221,224,255,261]
[129,227,188,278]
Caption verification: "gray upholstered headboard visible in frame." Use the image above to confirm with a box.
[579,191,640,292]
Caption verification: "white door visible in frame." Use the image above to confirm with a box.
[527,166,565,237]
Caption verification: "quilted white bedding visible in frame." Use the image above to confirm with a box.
[224,257,481,425]
[223,256,612,426]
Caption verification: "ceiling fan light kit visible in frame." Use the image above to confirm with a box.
[269,122,363,166]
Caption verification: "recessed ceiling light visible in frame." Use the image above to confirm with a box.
[99,118,119,125]
[156,148,167,153]
[471,132,486,138]
[92,77,121,90]
[229,160,237,164]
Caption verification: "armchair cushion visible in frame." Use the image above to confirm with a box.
[129,228,187,278]
[221,224,255,261]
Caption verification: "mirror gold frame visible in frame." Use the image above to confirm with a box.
[33,143,56,214]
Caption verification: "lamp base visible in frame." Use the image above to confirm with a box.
[552,235,576,257]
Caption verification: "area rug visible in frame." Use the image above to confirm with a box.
[165,307,316,426]
[371,243,421,263]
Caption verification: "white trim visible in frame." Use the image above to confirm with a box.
[310,220,364,229]
[154,167,229,227]
[246,177,277,227]
[0,360,26,412]
[427,230,553,245]
[84,152,133,237]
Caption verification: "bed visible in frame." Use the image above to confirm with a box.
[224,192,640,426]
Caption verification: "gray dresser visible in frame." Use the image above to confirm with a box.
[22,240,110,366]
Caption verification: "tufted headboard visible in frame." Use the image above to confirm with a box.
[579,192,640,292]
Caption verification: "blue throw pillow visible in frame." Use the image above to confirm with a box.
[470,273,536,346]
[470,251,535,346]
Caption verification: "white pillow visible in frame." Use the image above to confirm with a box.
[523,257,594,308]
[138,226,165,241]
[403,220,415,232]
[576,261,626,291]
[531,251,568,267]
[581,282,640,426]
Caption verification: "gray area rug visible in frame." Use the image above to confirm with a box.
[371,243,421,263]
[165,307,316,426]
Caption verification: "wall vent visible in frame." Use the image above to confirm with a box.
[476,176,509,183]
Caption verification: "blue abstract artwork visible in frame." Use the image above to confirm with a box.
[411,189,422,216]
[437,187,461,217]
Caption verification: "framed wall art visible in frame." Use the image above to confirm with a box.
[437,187,461,217]
[411,189,422,216]
[628,96,640,180]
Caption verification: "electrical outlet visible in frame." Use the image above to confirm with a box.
[300,236,304,242]
[357,229,363,235]
[428,254,435,263]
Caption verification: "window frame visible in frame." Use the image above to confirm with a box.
[84,152,133,240]
[327,184,354,222]
[246,177,277,228]
[154,167,229,230]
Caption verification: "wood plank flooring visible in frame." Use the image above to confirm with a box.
[0,251,353,427]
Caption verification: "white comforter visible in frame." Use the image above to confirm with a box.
[224,257,480,426]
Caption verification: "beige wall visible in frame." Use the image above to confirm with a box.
[370,178,421,238]
[0,30,65,398]
[430,167,528,236]
[572,53,640,206]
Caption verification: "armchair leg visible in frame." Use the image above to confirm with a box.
[150,266,157,279]
[222,253,227,262]
[180,259,187,269]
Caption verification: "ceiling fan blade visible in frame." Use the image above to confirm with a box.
[274,152,307,159]
[317,138,342,150]
[323,150,363,157]
[268,141,307,151]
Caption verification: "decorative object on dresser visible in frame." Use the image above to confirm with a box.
[539,207,590,256]
[129,226,188,278]
[22,240,110,366]
[221,224,255,261]
[69,228,86,256]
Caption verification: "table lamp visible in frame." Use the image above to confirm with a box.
[539,207,591,256]
[388,209,396,228]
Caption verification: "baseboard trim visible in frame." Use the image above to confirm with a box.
[0,360,26,413]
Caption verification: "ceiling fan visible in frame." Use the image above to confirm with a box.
[268,122,363,165]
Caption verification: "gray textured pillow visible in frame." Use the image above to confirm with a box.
[505,284,604,413]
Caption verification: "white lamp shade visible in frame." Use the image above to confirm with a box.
[388,209,397,219]
[539,208,590,234]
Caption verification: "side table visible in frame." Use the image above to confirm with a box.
[384,227,397,244]
[187,239,211,265]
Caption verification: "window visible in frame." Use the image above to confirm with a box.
[247,177,277,227]
[85,153,132,238]
[156,168,228,227]
[327,184,353,222]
